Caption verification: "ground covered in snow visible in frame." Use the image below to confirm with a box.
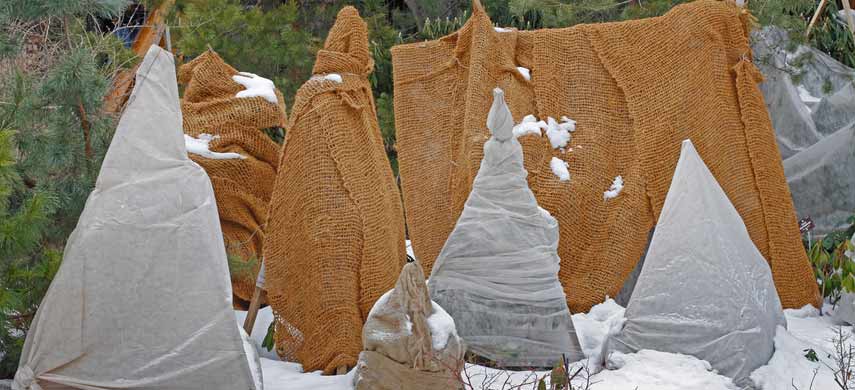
[236,301,852,390]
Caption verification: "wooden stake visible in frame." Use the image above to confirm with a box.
[243,286,266,335]
[806,0,829,39]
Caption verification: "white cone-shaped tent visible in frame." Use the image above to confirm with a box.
[12,46,260,390]
[608,139,785,386]
[427,88,583,367]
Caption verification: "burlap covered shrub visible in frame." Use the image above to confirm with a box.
[178,49,286,307]
[264,7,407,374]
[392,0,820,312]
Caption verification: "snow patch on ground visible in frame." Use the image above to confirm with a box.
[427,301,456,350]
[261,359,355,390]
[603,176,624,200]
[571,298,626,367]
[512,114,547,138]
[235,306,279,360]
[550,157,570,181]
[241,296,852,390]
[494,27,513,32]
[184,134,245,160]
[601,350,738,390]
[233,72,278,104]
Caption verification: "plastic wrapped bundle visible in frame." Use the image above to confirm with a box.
[12,46,259,390]
[608,140,785,387]
[355,260,464,390]
[264,6,406,374]
[178,50,285,307]
[428,88,583,367]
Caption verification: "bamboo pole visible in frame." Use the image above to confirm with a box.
[242,287,266,335]
[806,0,829,39]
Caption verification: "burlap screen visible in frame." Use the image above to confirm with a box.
[264,7,407,374]
[178,50,286,307]
[392,0,820,313]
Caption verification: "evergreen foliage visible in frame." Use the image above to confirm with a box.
[1,0,853,380]
[0,0,133,378]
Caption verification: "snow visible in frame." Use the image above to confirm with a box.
[232,297,855,390]
[797,85,821,107]
[600,350,738,390]
[494,27,512,33]
[184,134,245,160]
[233,72,278,104]
[846,232,855,259]
[235,306,279,360]
[261,359,355,390]
[516,66,531,81]
[603,176,624,200]
[512,114,547,138]
[427,301,456,350]
[545,116,574,149]
[405,239,415,259]
[550,157,570,181]
[571,298,626,367]
[313,73,343,83]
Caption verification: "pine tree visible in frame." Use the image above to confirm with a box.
[0,0,133,377]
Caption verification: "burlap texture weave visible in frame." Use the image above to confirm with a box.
[392,0,820,312]
[178,50,286,307]
[264,7,407,374]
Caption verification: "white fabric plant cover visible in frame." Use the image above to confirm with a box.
[12,46,259,390]
[427,88,583,367]
[608,139,786,387]
[753,26,855,234]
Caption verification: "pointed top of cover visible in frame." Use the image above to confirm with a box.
[97,45,186,189]
[609,139,785,387]
[13,45,259,390]
[487,88,514,141]
[313,6,373,75]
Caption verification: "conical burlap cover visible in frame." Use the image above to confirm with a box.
[12,46,258,390]
[609,139,785,387]
[264,6,406,374]
[428,88,583,367]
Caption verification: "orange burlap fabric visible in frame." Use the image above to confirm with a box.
[178,50,286,307]
[392,0,820,312]
[264,7,407,374]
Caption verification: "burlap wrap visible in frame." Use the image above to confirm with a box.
[178,50,286,307]
[355,261,464,390]
[392,0,820,312]
[264,7,407,374]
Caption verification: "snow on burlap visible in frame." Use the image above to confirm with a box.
[608,140,785,387]
[355,260,463,390]
[428,88,583,367]
[12,46,258,390]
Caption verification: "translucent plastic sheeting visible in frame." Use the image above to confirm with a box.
[12,46,258,390]
[753,26,855,234]
[428,88,583,367]
[608,140,786,388]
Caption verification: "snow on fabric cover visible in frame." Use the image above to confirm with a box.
[428,88,583,367]
[608,140,785,387]
[264,6,406,375]
[178,49,285,308]
[392,0,820,313]
[12,46,258,390]
[355,260,463,390]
